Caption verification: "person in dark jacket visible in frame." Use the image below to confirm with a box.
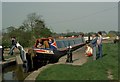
[48,38,57,50]
[97,31,103,58]
[9,37,17,55]
[90,33,98,60]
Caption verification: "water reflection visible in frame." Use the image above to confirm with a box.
[3,72,14,80]
[2,64,29,81]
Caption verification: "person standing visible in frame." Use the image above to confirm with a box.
[9,37,17,55]
[90,33,98,60]
[97,31,102,58]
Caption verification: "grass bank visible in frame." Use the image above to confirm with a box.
[36,43,118,80]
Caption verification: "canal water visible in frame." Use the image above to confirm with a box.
[2,64,30,81]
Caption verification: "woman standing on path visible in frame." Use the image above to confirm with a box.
[90,33,98,60]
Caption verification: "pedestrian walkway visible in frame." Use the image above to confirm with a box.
[56,46,88,66]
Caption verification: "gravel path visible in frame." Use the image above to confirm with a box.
[56,46,87,65]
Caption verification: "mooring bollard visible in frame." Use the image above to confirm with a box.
[66,46,73,63]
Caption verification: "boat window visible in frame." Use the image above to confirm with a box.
[56,41,65,48]
[69,40,74,46]
[63,40,69,47]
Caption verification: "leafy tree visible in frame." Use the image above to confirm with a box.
[2,13,53,47]
[107,31,117,37]
[6,26,16,33]
[108,31,117,35]
[22,13,42,31]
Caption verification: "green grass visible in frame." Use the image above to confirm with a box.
[36,43,118,80]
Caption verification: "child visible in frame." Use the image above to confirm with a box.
[85,44,93,57]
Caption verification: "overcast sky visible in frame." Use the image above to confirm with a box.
[1,2,118,33]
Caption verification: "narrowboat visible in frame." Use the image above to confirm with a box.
[26,37,86,71]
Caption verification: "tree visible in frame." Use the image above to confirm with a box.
[107,31,117,37]
[22,12,52,38]
[2,12,53,47]
[7,26,16,33]
[22,13,42,31]
[108,31,117,35]
[33,19,52,38]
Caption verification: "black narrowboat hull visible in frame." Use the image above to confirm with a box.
[26,37,86,71]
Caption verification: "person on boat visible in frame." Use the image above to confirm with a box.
[34,39,45,48]
[48,37,57,50]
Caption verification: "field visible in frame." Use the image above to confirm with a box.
[36,43,119,80]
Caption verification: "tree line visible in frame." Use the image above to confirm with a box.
[2,13,53,47]
[2,13,120,47]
